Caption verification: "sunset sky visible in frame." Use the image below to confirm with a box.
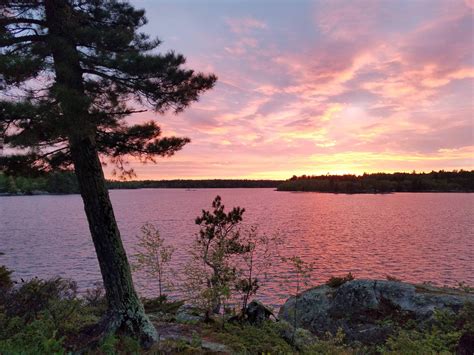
[122,0,474,180]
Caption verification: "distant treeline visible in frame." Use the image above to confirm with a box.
[0,172,281,194]
[107,179,282,189]
[277,170,474,193]
[0,172,80,195]
[1,170,473,195]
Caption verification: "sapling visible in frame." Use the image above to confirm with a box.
[133,223,175,300]
[235,227,279,317]
[281,256,314,343]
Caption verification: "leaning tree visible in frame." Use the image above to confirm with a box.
[0,0,216,346]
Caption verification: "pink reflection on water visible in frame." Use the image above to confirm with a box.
[0,189,473,307]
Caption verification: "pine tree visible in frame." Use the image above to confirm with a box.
[0,0,216,346]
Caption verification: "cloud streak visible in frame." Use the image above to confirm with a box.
[122,0,474,179]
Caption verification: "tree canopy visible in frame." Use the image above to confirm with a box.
[0,0,216,178]
[1,0,216,346]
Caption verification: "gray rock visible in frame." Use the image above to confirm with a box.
[279,279,474,344]
[175,304,205,323]
[245,300,274,324]
[275,320,316,350]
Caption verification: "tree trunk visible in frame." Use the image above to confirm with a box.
[44,0,157,346]
[69,136,157,345]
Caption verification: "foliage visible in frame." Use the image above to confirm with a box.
[133,223,175,298]
[98,334,142,355]
[302,329,353,355]
[4,277,78,323]
[326,272,355,288]
[278,170,474,193]
[0,265,13,291]
[0,172,76,194]
[1,1,216,343]
[0,0,217,177]
[234,227,278,315]
[183,196,251,316]
[456,281,474,294]
[0,316,65,355]
[0,276,98,354]
[0,270,472,354]
[6,169,474,194]
[281,256,314,342]
[142,297,184,315]
[0,172,281,194]
[107,178,283,190]
[380,304,474,354]
[210,321,293,353]
[82,282,107,316]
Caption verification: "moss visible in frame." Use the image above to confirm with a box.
[326,273,355,288]
[142,297,184,315]
[208,321,293,353]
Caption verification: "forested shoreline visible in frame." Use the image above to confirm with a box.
[278,170,474,193]
[1,170,473,195]
[0,172,282,194]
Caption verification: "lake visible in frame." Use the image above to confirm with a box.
[1,189,473,307]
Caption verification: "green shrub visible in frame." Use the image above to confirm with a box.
[0,265,13,291]
[4,277,77,322]
[0,316,65,355]
[381,304,474,354]
[82,282,108,316]
[211,321,293,353]
[142,296,184,315]
[99,334,119,355]
[458,302,474,332]
[303,329,353,355]
[326,273,355,288]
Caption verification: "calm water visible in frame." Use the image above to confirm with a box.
[1,189,473,306]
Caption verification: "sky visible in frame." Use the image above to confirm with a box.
[121,0,474,180]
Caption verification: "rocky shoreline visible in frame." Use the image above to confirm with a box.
[278,279,474,345]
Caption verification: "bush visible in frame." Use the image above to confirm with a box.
[4,277,77,322]
[0,265,13,291]
[381,304,474,354]
[303,329,353,355]
[142,297,184,315]
[0,276,100,353]
[82,282,107,316]
[0,315,65,354]
[326,273,355,288]
[211,321,293,353]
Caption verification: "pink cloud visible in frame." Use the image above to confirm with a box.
[104,1,474,179]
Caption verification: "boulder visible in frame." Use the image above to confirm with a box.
[278,279,474,344]
[175,304,205,323]
[245,300,274,324]
[275,320,316,350]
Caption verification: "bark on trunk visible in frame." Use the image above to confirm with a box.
[44,0,157,346]
[69,136,157,346]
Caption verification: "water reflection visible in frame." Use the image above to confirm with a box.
[0,189,473,306]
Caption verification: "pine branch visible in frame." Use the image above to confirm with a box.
[0,18,46,26]
[0,34,46,46]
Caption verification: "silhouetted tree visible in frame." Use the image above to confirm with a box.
[0,0,216,345]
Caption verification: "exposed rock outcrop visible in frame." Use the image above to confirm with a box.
[245,300,274,324]
[278,279,474,344]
